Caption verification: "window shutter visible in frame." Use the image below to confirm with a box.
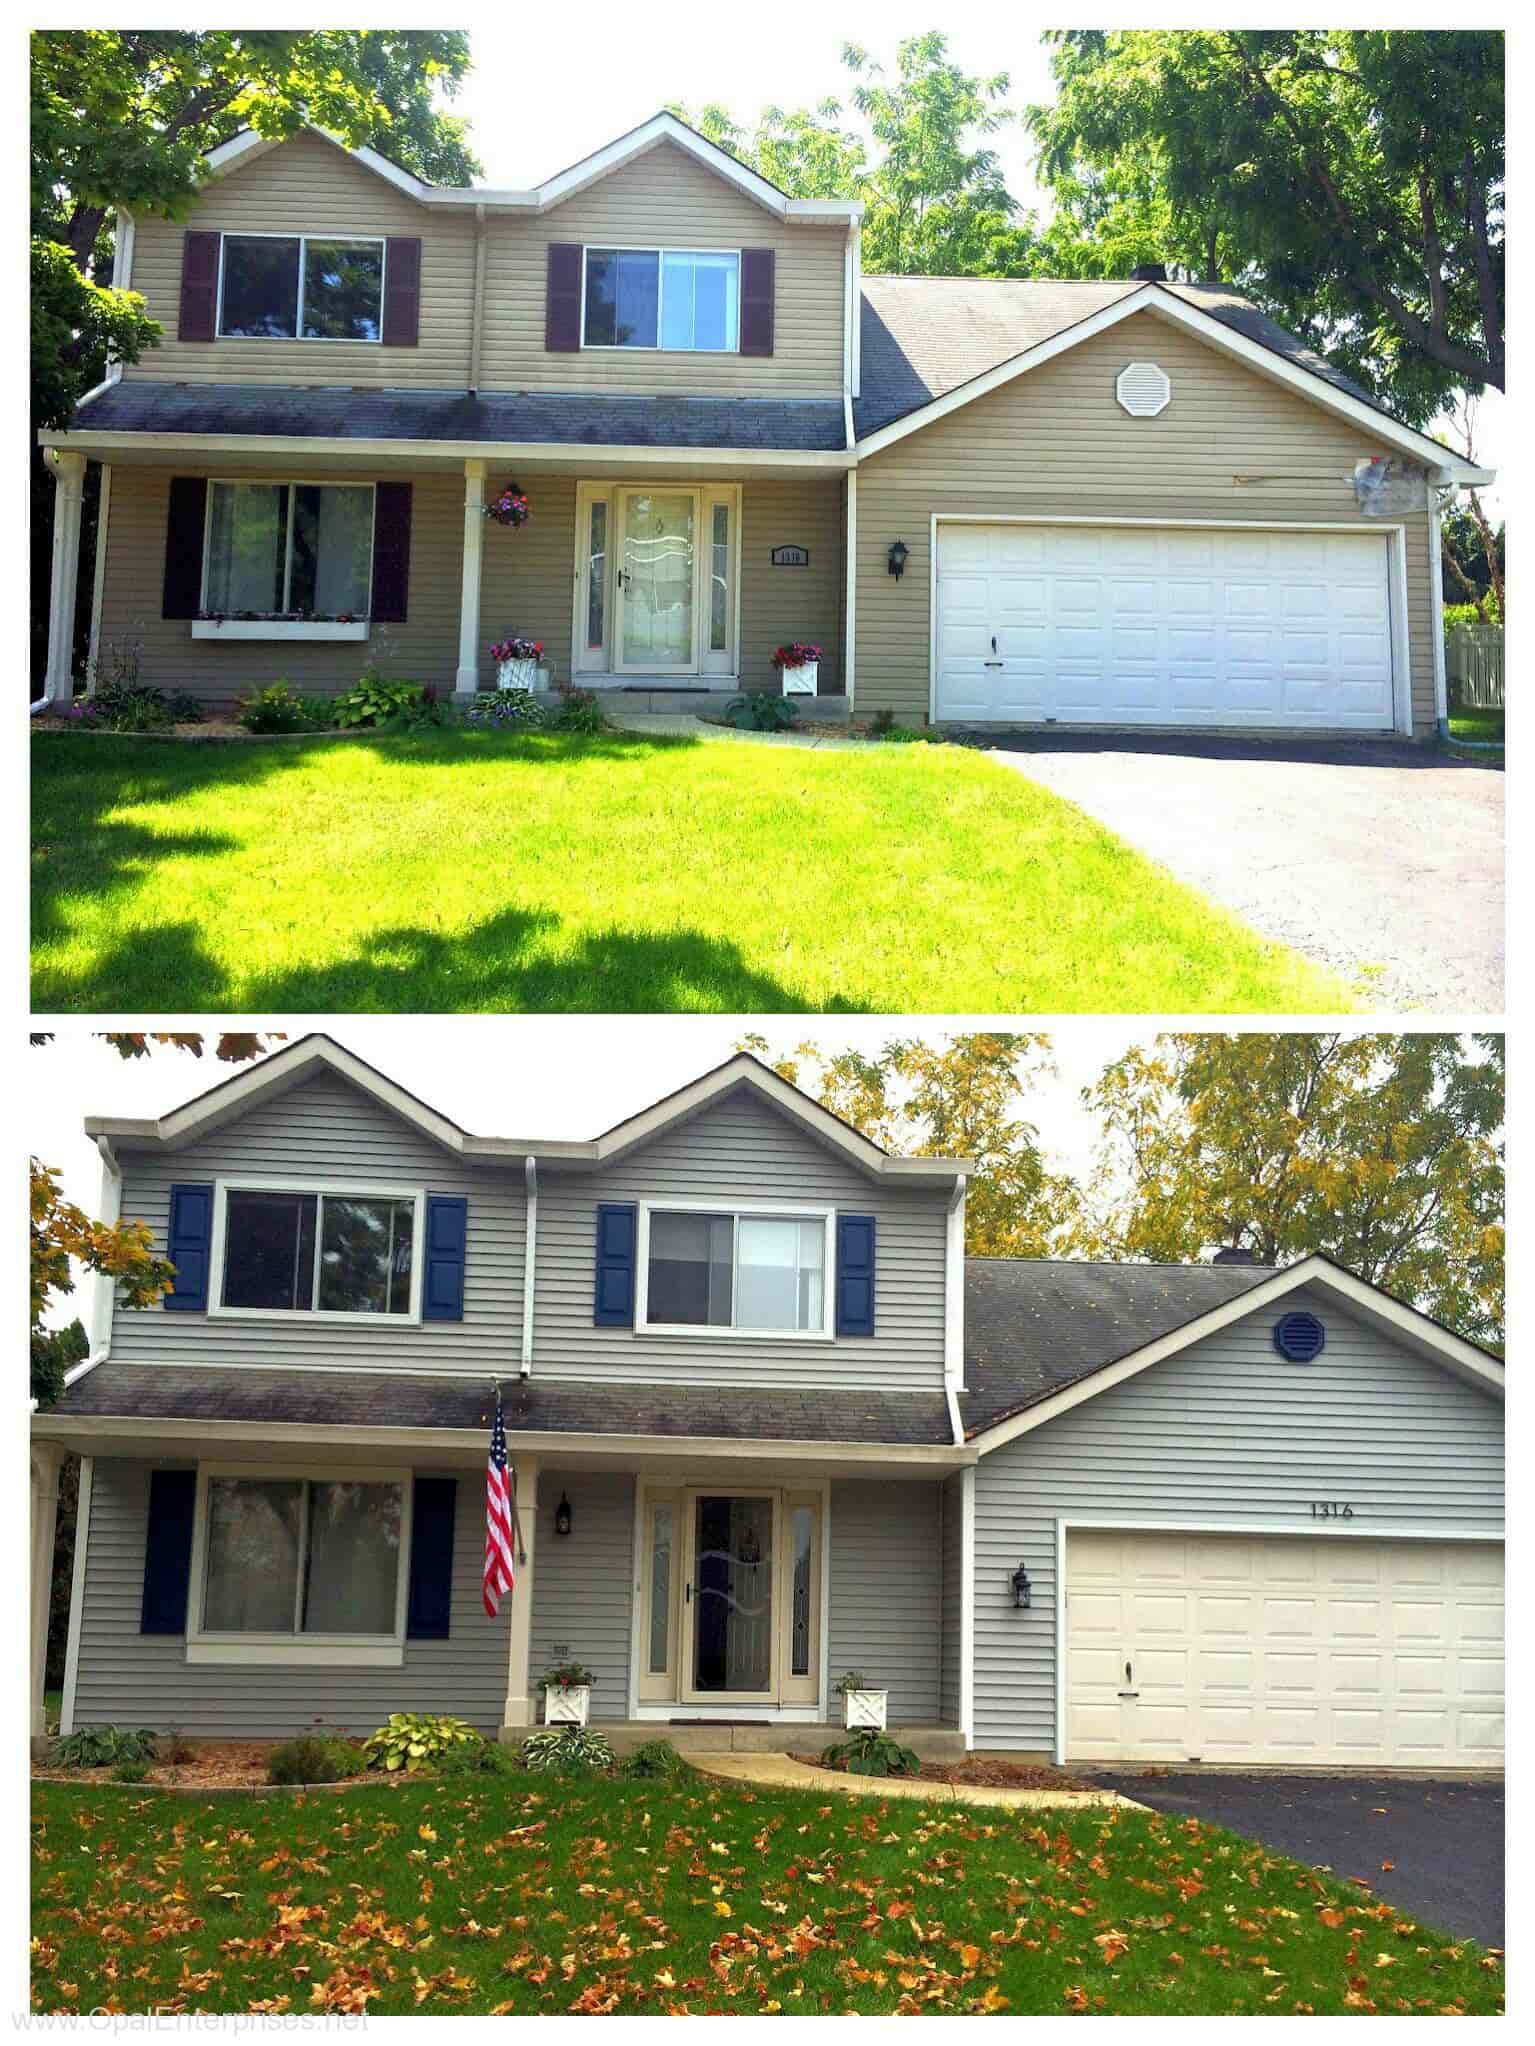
[370,481,413,624]
[164,1182,214,1311]
[178,231,220,342]
[422,1195,467,1321]
[406,1476,457,1639]
[835,1213,876,1337]
[545,243,583,351]
[140,1469,197,1635]
[740,247,776,356]
[161,477,208,620]
[593,1202,637,1326]
[381,237,422,346]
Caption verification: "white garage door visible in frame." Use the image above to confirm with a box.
[934,523,1397,729]
[1065,1530,1503,1768]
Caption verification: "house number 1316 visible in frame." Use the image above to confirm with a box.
[1310,1501,1355,1519]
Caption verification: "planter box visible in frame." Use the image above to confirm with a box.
[842,1688,888,1730]
[191,620,369,642]
[496,658,544,692]
[781,661,819,697]
[543,1683,591,1726]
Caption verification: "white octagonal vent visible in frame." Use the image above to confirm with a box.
[1117,360,1171,417]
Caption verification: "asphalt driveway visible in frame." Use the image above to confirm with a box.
[984,735,1503,1012]
[1093,1771,1503,1948]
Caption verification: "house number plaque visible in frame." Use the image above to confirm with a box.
[770,544,810,567]
[1309,1502,1355,1519]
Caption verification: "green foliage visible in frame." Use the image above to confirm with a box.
[31,1317,88,1409]
[463,687,545,731]
[165,692,205,724]
[267,1736,364,1785]
[833,1671,872,1697]
[111,1759,152,1784]
[88,680,179,733]
[547,687,608,736]
[726,691,799,731]
[541,1662,594,1689]
[821,1728,922,1777]
[235,683,334,734]
[31,238,159,430]
[621,1739,689,1780]
[332,675,427,729]
[54,1725,158,1769]
[520,1727,616,1776]
[431,1736,524,1780]
[362,1712,480,1774]
[1443,603,1499,629]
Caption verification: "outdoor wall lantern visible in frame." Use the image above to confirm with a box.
[1010,1560,1032,1609]
[554,1493,573,1538]
[887,538,910,580]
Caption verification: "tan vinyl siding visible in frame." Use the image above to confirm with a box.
[124,130,475,388]
[96,464,462,705]
[481,473,577,683]
[854,310,1436,732]
[740,480,843,690]
[480,142,846,398]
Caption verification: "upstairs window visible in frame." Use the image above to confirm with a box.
[583,247,739,351]
[642,1206,828,1335]
[203,481,374,617]
[215,1184,420,1317]
[218,233,385,341]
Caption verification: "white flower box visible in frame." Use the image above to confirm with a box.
[496,657,543,692]
[191,619,369,642]
[781,660,819,697]
[842,1688,888,1730]
[543,1682,591,1726]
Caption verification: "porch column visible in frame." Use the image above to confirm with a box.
[30,1443,66,1738]
[456,458,486,696]
[43,451,88,705]
[500,1456,539,1735]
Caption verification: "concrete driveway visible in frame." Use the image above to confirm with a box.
[1092,1771,1503,1948]
[984,735,1503,1012]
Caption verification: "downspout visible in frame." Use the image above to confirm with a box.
[469,203,487,395]
[520,1155,537,1376]
[46,1136,119,1401]
[1429,475,1450,739]
[943,1175,967,1445]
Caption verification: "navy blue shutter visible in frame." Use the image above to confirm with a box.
[422,1196,467,1321]
[593,1202,637,1326]
[406,1477,457,1639]
[164,1182,214,1311]
[140,1469,197,1635]
[835,1213,876,1337]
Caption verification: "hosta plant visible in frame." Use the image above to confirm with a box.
[362,1711,480,1773]
[331,674,426,728]
[520,1726,615,1775]
[726,691,798,732]
[464,687,544,729]
[820,1728,922,1778]
[53,1725,159,1769]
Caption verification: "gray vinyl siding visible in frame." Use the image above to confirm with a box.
[970,1288,1505,1752]
[535,1089,948,1391]
[528,1471,634,1723]
[109,1072,525,1373]
[71,1459,510,1737]
[827,1480,942,1722]
[938,1470,965,1728]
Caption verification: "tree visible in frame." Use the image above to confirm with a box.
[1072,1034,1504,1348]
[739,1032,1084,1257]
[1032,30,1504,423]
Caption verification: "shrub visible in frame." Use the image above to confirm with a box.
[821,1728,922,1778]
[726,691,798,732]
[267,1735,364,1785]
[432,1736,523,1779]
[362,1711,480,1774]
[92,681,176,734]
[236,683,333,734]
[1443,600,1501,628]
[547,685,608,735]
[111,1759,152,1784]
[332,673,426,728]
[161,1729,197,1765]
[165,691,205,724]
[464,686,545,730]
[622,1739,689,1780]
[53,1725,158,1769]
[520,1727,615,1776]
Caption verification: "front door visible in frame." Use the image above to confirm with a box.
[616,488,698,673]
[685,1492,777,1703]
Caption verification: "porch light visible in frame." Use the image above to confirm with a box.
[1010,1560,1032,1609]
[554,1493,573,1538]
[887,539,910,580]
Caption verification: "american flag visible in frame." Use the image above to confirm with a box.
[483,1386,517,1618]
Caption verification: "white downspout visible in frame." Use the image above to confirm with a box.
[1429,479,1451,739]
[58,1136,119,1395]
[943,1175,967,1445]
[520,1156,537,1376]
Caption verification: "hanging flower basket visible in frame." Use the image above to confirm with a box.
[485,483,531,529]
[491,636,545,690]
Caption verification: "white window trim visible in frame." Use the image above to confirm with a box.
[208,1176,426,1325]
[199,479,378,628]
[185,1461,414,1666]
[579,243,743,355]
[216,230,388,344]
[635,1198,835,1341]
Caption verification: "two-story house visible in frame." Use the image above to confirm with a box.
[32,1036,1503,1770]
[39,112,1492,736]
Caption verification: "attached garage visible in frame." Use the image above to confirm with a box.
[933,521,1404,732]
[1064,1527,1504,1769]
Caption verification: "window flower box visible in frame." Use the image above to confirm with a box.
[842,1687,888,1729]
[492,637,546,692]
[191,619,369,643]
[773,641,822,697]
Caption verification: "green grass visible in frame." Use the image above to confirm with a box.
[30,1774,1499,2015]
[1448,705,1504,750]
[31,731,1347,1014]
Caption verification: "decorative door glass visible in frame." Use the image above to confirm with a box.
[621,491,695,668]
[585,500,608,652]
[790,1503,814,1676]
[692,1495,773,1693]
[647,1502,673,1676]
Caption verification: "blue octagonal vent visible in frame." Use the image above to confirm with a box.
[1273,1310,1326,1363]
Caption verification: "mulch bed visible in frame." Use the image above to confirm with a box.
[31,1740,394,1793]
[792,1751,1099,1791]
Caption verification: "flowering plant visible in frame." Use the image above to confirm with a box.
[771,641,822,669]
[485,482,530,528]
[490,637,544,664]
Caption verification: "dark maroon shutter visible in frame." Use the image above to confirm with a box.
[178,231,221,342]
[545,242,583,351]
[162,476,208,619]
[381,237,421,347]
[740,247,775,356]
[370,481,413,623]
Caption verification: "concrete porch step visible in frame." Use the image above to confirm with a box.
[582,686,851,719]
[592,1721,965,1760]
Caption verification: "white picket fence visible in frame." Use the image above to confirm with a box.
[1445,621,1505,709]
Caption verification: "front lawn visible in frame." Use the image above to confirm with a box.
[1448,705,1505,750]
[30,1774,1500,2015]
[31,732,1347,1013]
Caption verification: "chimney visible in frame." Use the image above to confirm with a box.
[1212,1246,1256,1265]
[1130,261,1168,282]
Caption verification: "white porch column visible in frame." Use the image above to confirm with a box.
[43,451,88,706]
[500,1456,539,1735]
[30,1443,66,1739]
[456,458,487,696]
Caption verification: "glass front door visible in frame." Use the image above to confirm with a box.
[687,1493,776,1700]
[617,489,697,671]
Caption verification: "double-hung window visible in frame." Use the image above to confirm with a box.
[583,247,739,351]
[641,1205,830,1335]
[213,1182,422,1318]
[218,234,385,341]
[203,482,374,618]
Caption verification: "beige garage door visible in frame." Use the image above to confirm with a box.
[1065,1529,1504,1768]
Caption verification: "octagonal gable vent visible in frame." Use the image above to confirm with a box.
[1116,360,1171,417]
[1273,1310,1326,1363]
